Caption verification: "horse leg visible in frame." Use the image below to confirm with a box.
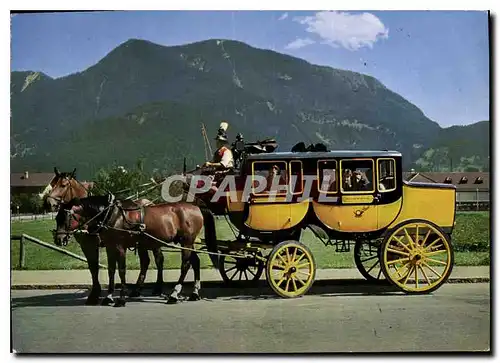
[189,251,201,301]
[114,244,128,307]
[151,247,165,296]
[80,238,101,305]
[130,247,150,298]
[101,245,117,306]
[167,248,191,304]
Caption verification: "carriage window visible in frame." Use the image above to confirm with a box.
[318,160,337,193]
[377,159,396,192]
[289,161,303,194]
[340,159,375,193]
[252,161,288,195]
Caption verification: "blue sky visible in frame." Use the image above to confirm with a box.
[11,10,489,127]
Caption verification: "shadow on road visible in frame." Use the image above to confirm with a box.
[11,290,90,309]
[11,279,406,308]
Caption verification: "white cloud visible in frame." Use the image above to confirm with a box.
[285,37,315,50]
[293,11,389,51]
[278,12,288,21]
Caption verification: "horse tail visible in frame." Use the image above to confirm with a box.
[200,207,219,269]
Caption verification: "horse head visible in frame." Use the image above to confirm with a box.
[44,167,91,211]
[53,199,83,246]
[52,195,112,246]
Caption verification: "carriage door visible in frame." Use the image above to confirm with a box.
[376,158,402,229]
[314,158,379,232]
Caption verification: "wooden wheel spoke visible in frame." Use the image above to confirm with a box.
[415,225,420,247]
[273,262,286,270]
[420,229,431,247]
[225,265,237,273]
[361,255,378,263]
[276,277,286,287]
[387,257,410,266]
[366,260,379,274]
[393,236,412,252]
[239,271,243,280]
[418,265,431,285]
[424,249,447,257]
[414,265,419,289]
[424,238,443,252]
[424,257,448,266]
[393,261,410,279]
[285,278,291,292]
[404,228,415,249]
[295,275,307,286]
[244,270,249,280]
[421,261,443,278]
[295,253,306,264]
[296,270,311,277]
[291,247,297,263]
[230,269,239,280]
[286,248,291,264]
[291,277,298,292]
[403,265,415,285]
[377,269,383,279]
[386,248,410,257]
[296,261,311,270]
[277,253,287,265]
[247,268,257,278]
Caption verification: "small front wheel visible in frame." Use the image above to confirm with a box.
[266,240,316,298]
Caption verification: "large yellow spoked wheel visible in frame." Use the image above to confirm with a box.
[380,219,454,294]
[265,240,316,298]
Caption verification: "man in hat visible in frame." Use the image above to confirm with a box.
[203,121,234,171]
[201,122,235,196]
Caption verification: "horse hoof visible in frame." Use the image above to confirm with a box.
[101,296,114,306]
[114,299,126,308]
[189,293,201,301]
[166,296,178,305]
[129,290,141,298]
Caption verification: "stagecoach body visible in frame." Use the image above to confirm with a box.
[210,149,456,297]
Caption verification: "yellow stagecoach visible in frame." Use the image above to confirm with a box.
[196,144,456,298]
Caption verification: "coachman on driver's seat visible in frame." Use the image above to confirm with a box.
[201,121,235,194]
[203,121,234,173]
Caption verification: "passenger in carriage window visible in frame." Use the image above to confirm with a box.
[265,164,287,192]
[342,169,353,191]
[352,170,367,191]
[321,168,337,192]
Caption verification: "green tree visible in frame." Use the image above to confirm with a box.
[92,160,164,202]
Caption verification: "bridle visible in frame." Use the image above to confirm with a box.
[52,194,117,246]
[53,206,82,246]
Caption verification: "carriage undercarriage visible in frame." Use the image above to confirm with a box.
[185,214,454,298]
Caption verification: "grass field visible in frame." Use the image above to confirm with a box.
[10,212,490,270]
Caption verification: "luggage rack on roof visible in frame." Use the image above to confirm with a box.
[231,134,278,169]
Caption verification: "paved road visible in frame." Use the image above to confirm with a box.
[11,283,490,353]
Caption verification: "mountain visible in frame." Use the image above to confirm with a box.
[11,38,462,178]
[412,120,490,172]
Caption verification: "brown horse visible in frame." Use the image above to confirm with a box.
[54,195,218,306]
[46,168,166,304]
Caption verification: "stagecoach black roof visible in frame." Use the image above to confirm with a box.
[245,150,402,160]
